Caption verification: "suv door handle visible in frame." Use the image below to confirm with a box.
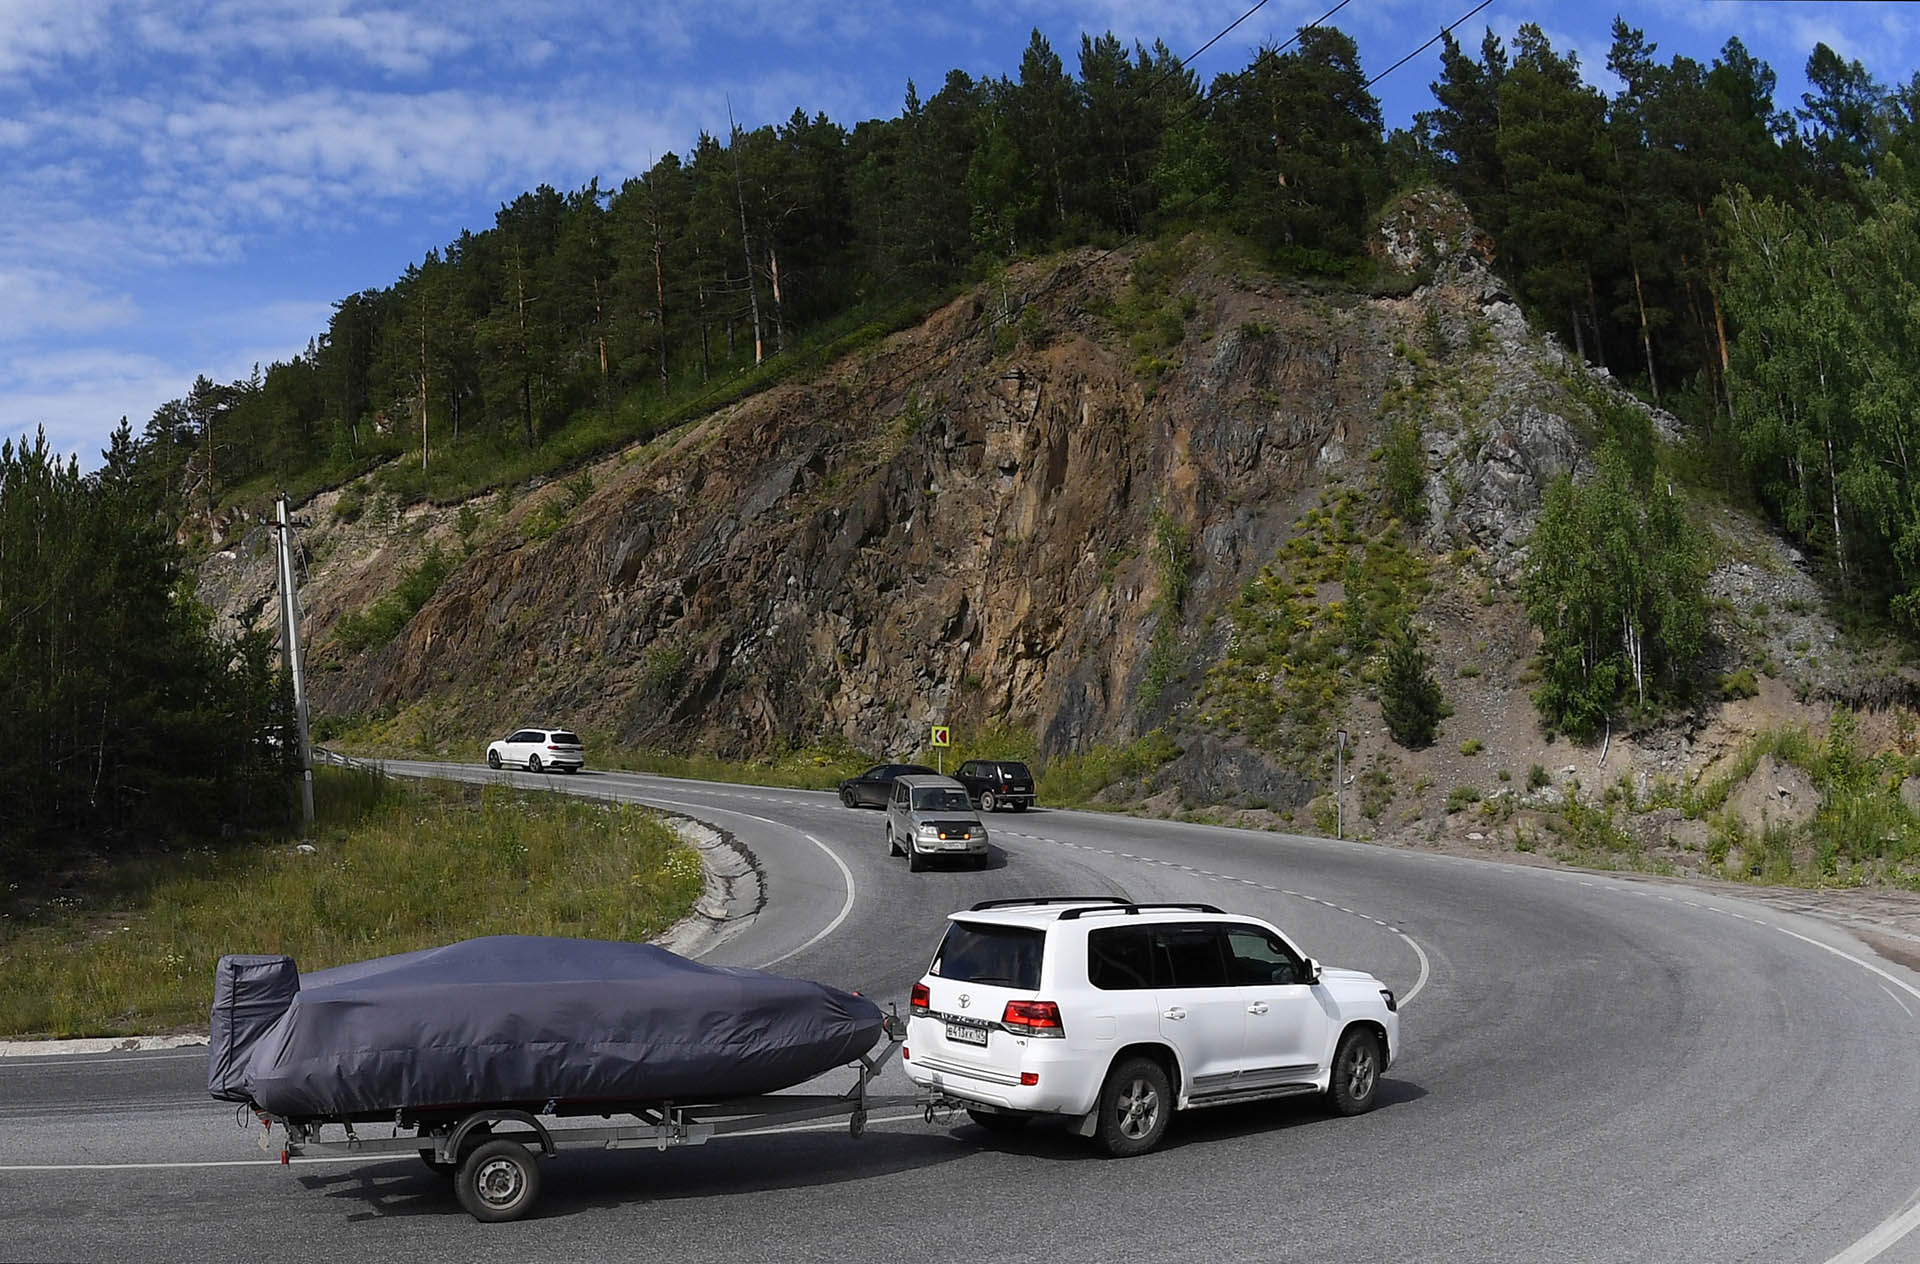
[1247,1001,1270,1015]
[1162,1007,1186,1021]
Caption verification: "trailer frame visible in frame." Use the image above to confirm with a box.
[254,1012,906,1221]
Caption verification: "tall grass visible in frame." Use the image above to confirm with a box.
[600,743,870,790]
[0,767,700,1038]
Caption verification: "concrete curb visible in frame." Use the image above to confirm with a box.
[652,811,767,959]
[0,1034,206,1058]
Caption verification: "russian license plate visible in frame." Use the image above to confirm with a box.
[945,1019,989,1047]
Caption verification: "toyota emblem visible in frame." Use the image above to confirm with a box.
[958,993,971,1009]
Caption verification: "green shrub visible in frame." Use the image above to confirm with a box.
[1720,668,1760,700]
[1445,785,1481,813]
[333,546,453,652]
[333,483,366,524]
[455,502,481,554]
[1381,417,1426,528]
[1382,622,1446,748]
[1527,763,1552,791]
[1459,738,1483,756]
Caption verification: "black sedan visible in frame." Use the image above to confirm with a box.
[838,763,937,808]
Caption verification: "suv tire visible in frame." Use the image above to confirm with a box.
[487,751,501,770]
[528,753,543,773]
[1096,1055,1171,1157]
[1327,1027,1383,1116]
[979,790,998,812]
[907,840,926,873]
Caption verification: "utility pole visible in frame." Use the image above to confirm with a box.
[1335,729,1348,841]
[275,494,315,830]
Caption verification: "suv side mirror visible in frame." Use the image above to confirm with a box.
[1303,958,1322,986]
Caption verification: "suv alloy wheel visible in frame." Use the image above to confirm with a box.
[1097,1055,1171,1157]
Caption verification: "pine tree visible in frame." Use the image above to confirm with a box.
[1380,621,1444,748]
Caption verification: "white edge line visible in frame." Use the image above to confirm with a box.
[637,797,857,972]
[1775,922,1920,1264]
[1395,931,1431,1007]
[0,1111,940,1173]
[754,835,858,971]
[1880,985,1915,1019]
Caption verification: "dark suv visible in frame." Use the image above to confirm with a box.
[953,760,1036,812]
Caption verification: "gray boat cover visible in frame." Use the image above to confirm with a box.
[207,936,885,1119]
[207,954,301,1102]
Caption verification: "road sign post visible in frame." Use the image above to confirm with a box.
[930,725,950,775]
[1335,729,1348,840]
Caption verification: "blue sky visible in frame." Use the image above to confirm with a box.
[3,0,1915,469]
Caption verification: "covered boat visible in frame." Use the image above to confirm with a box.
[208,936,885,1120]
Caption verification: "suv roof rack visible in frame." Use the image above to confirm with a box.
[969,896,1131,912]
[1057,902,1225,920]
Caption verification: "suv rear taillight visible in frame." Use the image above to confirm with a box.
[910,982,931,1016]
[1001,1000,1064,1037]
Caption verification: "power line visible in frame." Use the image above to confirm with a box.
[1364,0,1494,90]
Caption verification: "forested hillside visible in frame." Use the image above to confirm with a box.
[106,19,1920,636]
[16,14,1920,861]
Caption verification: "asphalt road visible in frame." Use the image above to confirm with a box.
[5,760,1920,1263]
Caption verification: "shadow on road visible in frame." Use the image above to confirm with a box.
[932,1076,1429,1161]
[295,1129,971,1223]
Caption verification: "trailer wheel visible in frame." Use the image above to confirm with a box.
[850,1108,867,1139]
[456,1139,541,1223]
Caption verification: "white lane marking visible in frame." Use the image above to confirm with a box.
[0,1157,378,1172]
[1828,1198,1920,1264]
[1770,924,1920,1011]
[1762,921,1920,1264]
[754,835,857,971]
[0,1110,943,1174]
[637,797,857,971]
[1881,986,1915,1019]
[1396,931,1432,1007]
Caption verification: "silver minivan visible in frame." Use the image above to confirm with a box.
[886,774,990,872]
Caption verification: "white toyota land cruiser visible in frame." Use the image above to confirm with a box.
[902,896,1400,1156]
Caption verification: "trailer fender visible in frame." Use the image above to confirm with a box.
[438,1109,556,1165]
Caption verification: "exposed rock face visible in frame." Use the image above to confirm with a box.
[1727,754,1820,835]
[200,190,1645,791]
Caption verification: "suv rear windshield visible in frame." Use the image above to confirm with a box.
[549,732,582,745]
[930,921,1043,990]
[913,788,974,812]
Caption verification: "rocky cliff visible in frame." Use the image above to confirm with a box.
[202,189,1881,846]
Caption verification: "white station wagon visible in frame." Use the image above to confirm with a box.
[485,727,585,773]
[903,896,1400,1156]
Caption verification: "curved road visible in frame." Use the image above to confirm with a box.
[4,760,1919,1263]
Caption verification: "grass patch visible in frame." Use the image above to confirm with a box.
[1196,488,1432,775]
[1042,731,1184,807]
[0,767,701,1038]
[601,743,872,791]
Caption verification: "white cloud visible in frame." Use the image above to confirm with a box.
[0,268,135,339]
[0,346,182,458]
